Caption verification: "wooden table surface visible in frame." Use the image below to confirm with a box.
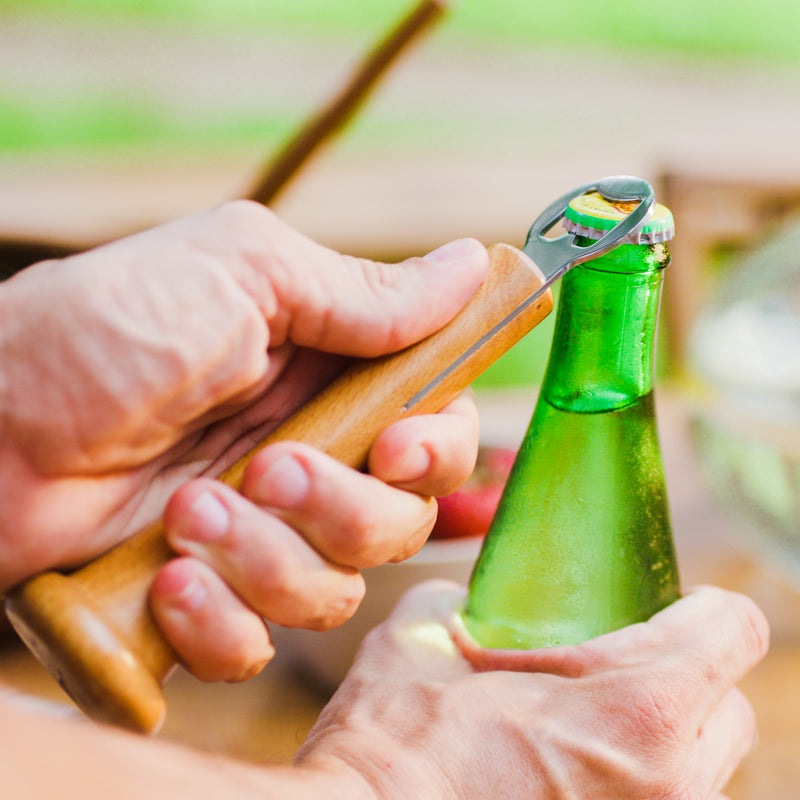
[1,389,798,797]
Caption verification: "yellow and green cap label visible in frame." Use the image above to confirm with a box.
[564,191,674,244]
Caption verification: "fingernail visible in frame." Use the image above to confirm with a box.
[184,490,231,542]
[424,238,484,266]
[385,445,431,484]
[171,574,207,613]
[253,454,311,510]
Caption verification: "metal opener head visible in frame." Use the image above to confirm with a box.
[403,176,656,411]
[522,175,656,291]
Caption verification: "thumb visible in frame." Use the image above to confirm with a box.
[234,209,489,357]
[350,580,472,679]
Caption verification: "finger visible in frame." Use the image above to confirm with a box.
[353,580,472,680]
[638,586,769,711]
[182,347,351,475]
[240,442,438,567]
[554,587,769,743]
[460,586,770,698]
[367,390,480,496]
[204,201,489,355]
[150,556,274,682]
[163,480,365,630]
[581,584,769,675]
[689,687,757,798]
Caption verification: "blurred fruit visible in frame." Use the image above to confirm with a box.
[430,446,516,539]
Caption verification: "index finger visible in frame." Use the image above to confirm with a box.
[367,390,481,497]
[585,585,770,715]
[460,585,769,720]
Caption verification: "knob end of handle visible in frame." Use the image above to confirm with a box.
[5,571,167,734]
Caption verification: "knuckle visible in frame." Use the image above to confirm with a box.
[329,506,387,568]
[651,782,694,800]
[215,198,275,231]
[304,580,365,631]
[629,763,695,800]
[249,552,365,630]
[225,653,273,684]
[335,494,436,569]
[737,594,771,660]
[251,557,306,608]
[215,641,273,684]
[735,687,758,734]
[623,677,686,745]
[186,624,274,684]
[389,504,437,563]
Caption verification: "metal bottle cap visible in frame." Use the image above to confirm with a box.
[564,191,675,244]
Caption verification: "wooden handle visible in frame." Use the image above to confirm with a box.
[5,243,553,733]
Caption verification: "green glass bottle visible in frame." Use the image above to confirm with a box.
[463,192,681,649]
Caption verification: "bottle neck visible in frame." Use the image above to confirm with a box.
[541,241,669,414]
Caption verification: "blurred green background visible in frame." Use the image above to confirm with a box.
[5,0,800,59]
[2,0,800,155]
[2,0,799,387]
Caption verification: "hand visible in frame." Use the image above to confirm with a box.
[297,581,769,800]
[0,201,488,681]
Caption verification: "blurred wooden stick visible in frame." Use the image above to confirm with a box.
[0,0,450,277]
[246,0,451,206]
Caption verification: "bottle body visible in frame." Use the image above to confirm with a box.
[464,236,680,649]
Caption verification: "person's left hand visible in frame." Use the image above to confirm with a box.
[0,201,487,681]
[297,581,768,800]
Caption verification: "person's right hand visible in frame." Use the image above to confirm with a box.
[0,202,487,683]
[296,581,769,799]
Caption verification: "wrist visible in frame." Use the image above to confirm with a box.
[297,732,449,800]
[292,753,379,800]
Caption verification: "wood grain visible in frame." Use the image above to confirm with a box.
[5,242,553,733]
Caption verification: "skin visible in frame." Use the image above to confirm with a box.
[0,581,768,799]
[299,581,769,800]
[0,203,768,796]
[0,200,487,681]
